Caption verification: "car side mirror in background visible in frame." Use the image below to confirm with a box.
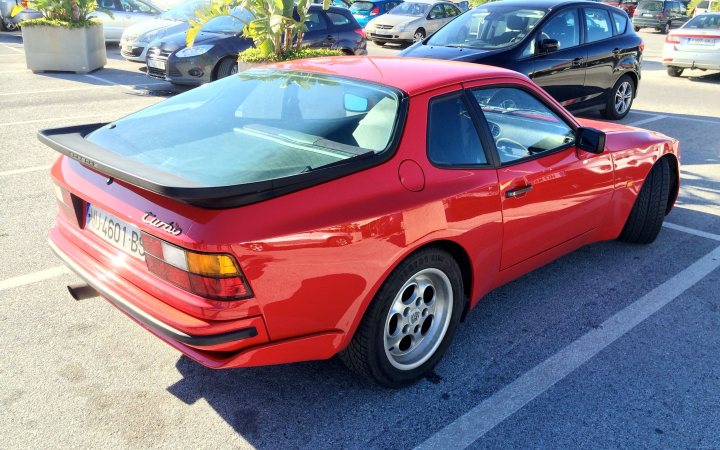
[344,94,369,112]
[576,127,606,154]
[540,38,559,53]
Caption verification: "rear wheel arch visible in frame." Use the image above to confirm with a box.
[661,153,680,214]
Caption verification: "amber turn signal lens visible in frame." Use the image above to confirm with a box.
[186,252,238,277]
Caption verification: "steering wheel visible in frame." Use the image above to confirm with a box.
[496,137,529,162]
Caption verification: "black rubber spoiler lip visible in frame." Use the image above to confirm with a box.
[37,123,383,209]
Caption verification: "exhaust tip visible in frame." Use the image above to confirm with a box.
[67,283,99,301]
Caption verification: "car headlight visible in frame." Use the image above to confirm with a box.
[138,29,161,44]
[176,45,214,58]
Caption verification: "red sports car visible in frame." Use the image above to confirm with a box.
[41,57,679,387]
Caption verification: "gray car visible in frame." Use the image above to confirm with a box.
[0,0,41,31]
[365,0,462,44]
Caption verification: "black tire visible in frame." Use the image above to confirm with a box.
[661,22,670,34]
[339,248,464,388]
[619,158,671,244]
[601,74,635,120]
[375,40,386,46]
[0,19,7,32]
[634,26,641,32]
[214,57,238,80]
[413,28,426,43]
[666,66,684,77]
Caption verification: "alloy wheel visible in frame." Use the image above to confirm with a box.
[383,268,453,371]
[614,81,633,115]
[413,30,425,43]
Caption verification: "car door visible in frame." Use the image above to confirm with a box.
[466,85,615,269]
[529,7,585,106]
[581,7,618,106]
[302,10,336,49]
[118,0,160,28]
[425,4,447,34]
[91,0,125,40]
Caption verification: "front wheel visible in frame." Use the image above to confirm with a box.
[602,74,635,120]
[374,40,386,46]
[619,158,671,244]
[214,57,238,80]
[661,22,670,34]
[634,26,641,32]
[339,248,464,387]
[666,66,684,77]
[413,28,426,43]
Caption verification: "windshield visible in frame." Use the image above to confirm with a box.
[86,71,403,187]
[638,1,663,11]
[388,2,432,17]
[685,13,720,29]
[427,6,545,50]
[351,1,375,12]
[160,0,209,21]
[200,8,253,32]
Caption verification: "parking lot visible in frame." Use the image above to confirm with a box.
[1,28,719,449]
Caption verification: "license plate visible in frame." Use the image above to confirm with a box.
[147,59,166,70]
[86,205,145,260]
[374,30,391,35]
[642,13,654,16]
[688,38,715,46]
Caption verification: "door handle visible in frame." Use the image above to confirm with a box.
[571,57,583,67]
[505,185,533,198]
[612,48,621,55]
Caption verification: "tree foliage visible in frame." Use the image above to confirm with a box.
[187,0,332,59]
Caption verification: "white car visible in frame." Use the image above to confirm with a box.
[90,0,165,42]
[120,0,210,62]
[663,12,720,76]
[365,0,462,45]
[694,0,718,16]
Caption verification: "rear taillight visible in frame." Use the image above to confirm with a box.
[665,35,680,44]
[142,233,253,300]
[20,0,28,7]
[53,184,82,227]
[639,39,645,52]
[371,6,380,14]
[355,28,366,39]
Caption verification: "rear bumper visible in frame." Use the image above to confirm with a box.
[48,225,345,368]
[662,49,720,70]
[632,17,665,28]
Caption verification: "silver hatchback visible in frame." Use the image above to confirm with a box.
[365,0,462,44]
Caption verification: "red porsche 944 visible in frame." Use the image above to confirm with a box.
[41,57,679,387]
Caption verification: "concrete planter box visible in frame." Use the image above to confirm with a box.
[22,24,106,73]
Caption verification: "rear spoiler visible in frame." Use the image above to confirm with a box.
[38,123,379,209]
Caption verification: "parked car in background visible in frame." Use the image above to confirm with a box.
[663,12,720,76]
[91,0,164,42]
[121,0,209,62]
[312,0,352,7]
[693,0,719,16]
[365,0,462,44]
[350,0,404,28]
[632,0,689,33]
[1,0,41,31]
[146,5,367,85]
[400,0,643,119]
[41,56,680,387]
[602,0,638,16]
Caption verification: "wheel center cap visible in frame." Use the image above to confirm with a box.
[411,310,420,324]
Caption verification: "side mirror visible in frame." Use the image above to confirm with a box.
[540,38,559,53]
[576,127,606,154]
[428,13,436,19]
[344,93,369,112]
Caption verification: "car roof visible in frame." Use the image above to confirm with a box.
[264,56,526,95]
[481,0,613,9]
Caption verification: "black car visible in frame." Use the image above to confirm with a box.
[146,5,367,86]
[400,0,643,119]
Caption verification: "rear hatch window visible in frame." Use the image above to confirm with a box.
[41,70,405,208]
[351,1,375,12]
[637,0,663,12]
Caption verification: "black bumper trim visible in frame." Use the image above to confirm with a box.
[49,239,258,347]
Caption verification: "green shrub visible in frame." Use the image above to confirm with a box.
[238,46,343,63]
[20,17,100,28]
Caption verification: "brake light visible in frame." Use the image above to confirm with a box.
[371,6,380,14]
[21,0,28,7]
[665,35,680,44]
[142,233,253,300]
[354,27,366,39]
[53,183,82,227]
[639,40,645,52]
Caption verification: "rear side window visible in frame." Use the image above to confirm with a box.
[427,95,487,166]
[612,11,628,34]
[305,12,328,31]
[638,0,663,10]
[351,1,374,11]
[86,71,403,186]
[584,8,613,42]
[326,11,351,26]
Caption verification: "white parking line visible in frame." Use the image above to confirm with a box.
[0,266,70,292]
[416,235,720,449]
[663,222,720,242]
[0,165,52,177]
[0,115,106,128]
[627,111,720,125]
[627,115,668,127]
[0,44,24,54]
[84,73,118,86]
[0,81,169,97]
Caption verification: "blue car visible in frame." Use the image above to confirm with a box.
[350,0,404,27]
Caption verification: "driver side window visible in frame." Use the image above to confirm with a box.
[539,9,580,50]
[429,5,445,19]
[470,87,575,164]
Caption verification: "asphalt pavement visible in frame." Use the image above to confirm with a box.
[1,30,719,449]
